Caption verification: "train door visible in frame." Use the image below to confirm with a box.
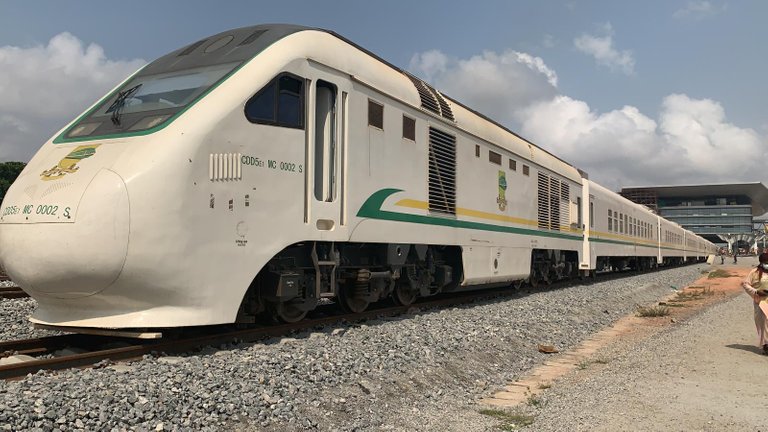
[580,180,592,274]
[305,74,348,233]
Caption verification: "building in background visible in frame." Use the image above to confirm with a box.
[620,183,768,251]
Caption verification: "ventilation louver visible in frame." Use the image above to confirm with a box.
[537,172,570,231]
[209,153,242,181]
[405,74,455,121]
[428,127,456,215]
[177,39,208,56]
[238,30,267,46]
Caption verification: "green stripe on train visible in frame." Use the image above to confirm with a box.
[356,188,582,241]
[357,189,706,255]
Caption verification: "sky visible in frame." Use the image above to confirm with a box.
[0,0,766,191]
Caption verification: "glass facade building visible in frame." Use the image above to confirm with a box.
[620,184,768,245]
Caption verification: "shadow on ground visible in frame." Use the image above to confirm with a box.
[725,343,764,355]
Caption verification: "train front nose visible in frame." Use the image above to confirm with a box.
[0,169,129,298]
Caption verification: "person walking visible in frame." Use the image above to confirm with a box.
[733,246,738,264]
[741,252,768,355]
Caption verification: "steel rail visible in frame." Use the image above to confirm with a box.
[0,263,698,380]
[0,286,28,299]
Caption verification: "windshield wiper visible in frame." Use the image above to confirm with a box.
[108,84,142,127]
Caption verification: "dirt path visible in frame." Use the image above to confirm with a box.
[486,260,768,431]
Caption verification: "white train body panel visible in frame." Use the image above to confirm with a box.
[587,180,664,267]
[0,25,715,329]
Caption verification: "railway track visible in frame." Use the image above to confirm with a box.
[0,286,27,299]
[0,264,700,380]
[0,280,562,379]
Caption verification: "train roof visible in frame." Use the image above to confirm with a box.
[168,24,583,182]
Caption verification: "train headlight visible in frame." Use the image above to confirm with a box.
[129,115,171,131]
[68,123,102,137]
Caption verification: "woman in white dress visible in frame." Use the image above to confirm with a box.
[741,252,768,355]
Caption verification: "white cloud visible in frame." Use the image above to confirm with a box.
[518,94,765,189]
[574,23,635,75]
[409,46,765,190]
[673,1,726,19]
[409,49,558,125]
[0,33,145,161]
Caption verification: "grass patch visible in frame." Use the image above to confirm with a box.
[662,302,686,308]
[479,409,535,430]
[673,286,714,302]
[526,394,543,407]
[537,382,552,389]
[577,358,609,370]
[708,269,733,279]
[636,305,670,317]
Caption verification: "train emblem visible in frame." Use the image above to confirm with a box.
[40,145,101,181]
[497,170,508,211]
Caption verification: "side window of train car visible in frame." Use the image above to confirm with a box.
[608,209,613,231]
[403,115,415,140]
[368,100,384,129]
[245,73,305,128]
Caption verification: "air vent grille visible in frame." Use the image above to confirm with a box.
[239,30,267,46]
[209,153,242,181]
[41,182,72,198]
[428,127,456,215]
[434,91,454,121]
[178,39,207,56]
[537,173,570,231]
[405,74,455,121]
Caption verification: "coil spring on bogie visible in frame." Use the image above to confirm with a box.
[355,269,371,297]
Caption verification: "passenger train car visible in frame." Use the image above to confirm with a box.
[0,24,716,330]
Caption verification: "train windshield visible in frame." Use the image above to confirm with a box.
[65,61,240,139]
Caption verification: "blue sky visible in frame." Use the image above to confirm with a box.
[0,0,766,189]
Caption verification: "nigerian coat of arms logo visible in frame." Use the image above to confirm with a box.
[40,145,101,181]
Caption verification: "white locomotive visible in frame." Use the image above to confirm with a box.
[0,24,715,330]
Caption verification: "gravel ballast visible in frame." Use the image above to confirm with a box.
[0,264,710,431]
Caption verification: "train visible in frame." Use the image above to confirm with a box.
[0,24,716,333]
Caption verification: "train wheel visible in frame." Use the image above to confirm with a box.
[577,270,586,282]
[338,281,370,313]
[541,270,552,286]
[392,282,417,306]
[268,301,308,323]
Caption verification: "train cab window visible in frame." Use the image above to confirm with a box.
[403,115,415,140]
[489,150,501,165]
[509,159,517,171]
[314,80,338,202]
[368,100,383,129]
[245,74,304,128]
